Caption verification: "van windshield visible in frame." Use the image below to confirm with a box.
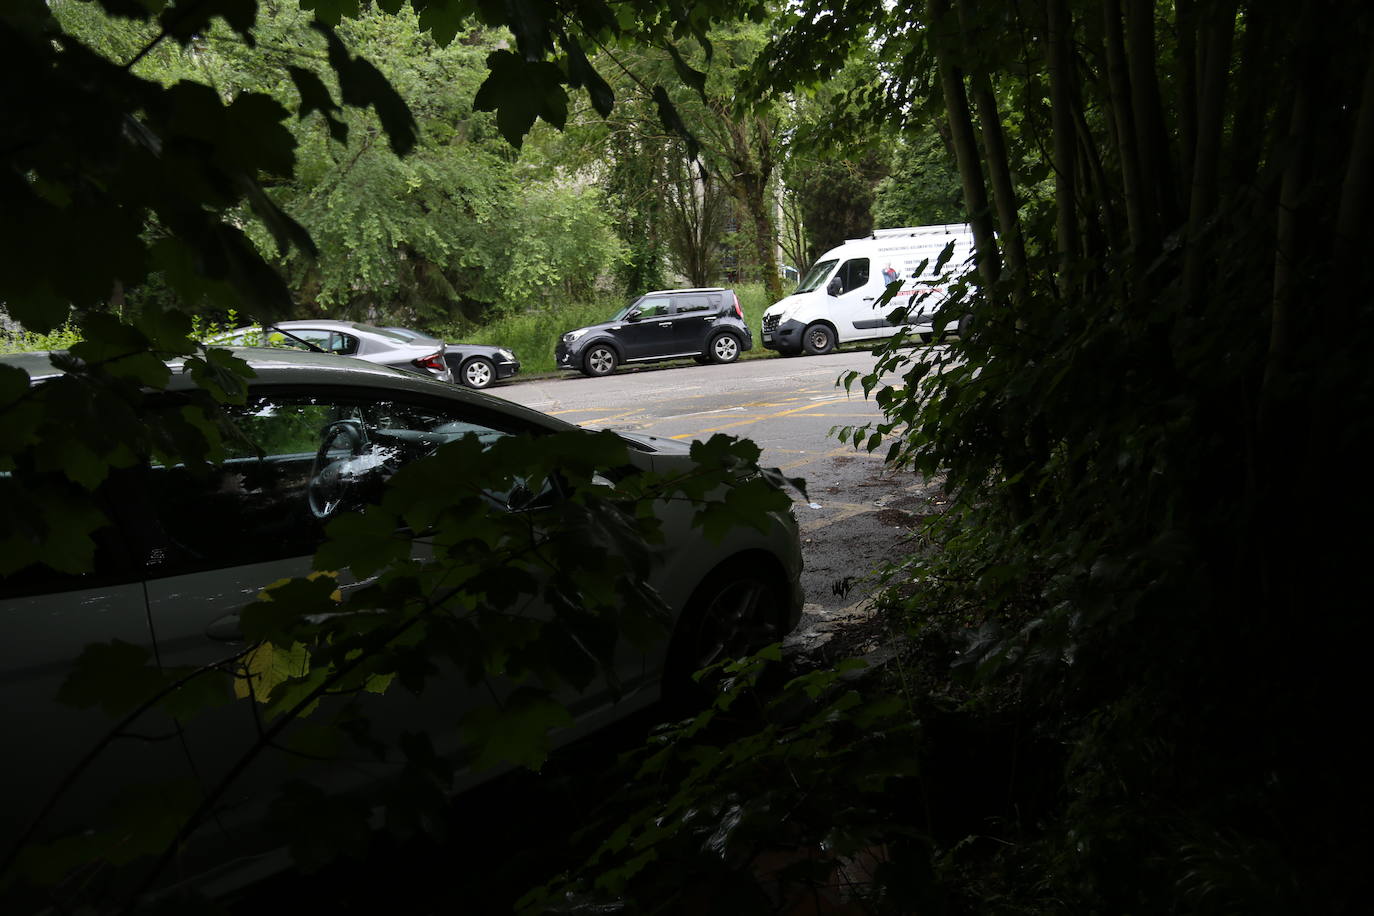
[796,259,838,294]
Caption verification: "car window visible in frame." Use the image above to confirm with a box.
[329,332,360,356]
[835,258,871,294]
[636,299,670,319]
[672,295,712,315]
[270,328,331,352]
[131,394,547,575]
[796,259,839,294]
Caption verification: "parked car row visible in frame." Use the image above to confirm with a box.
[212,223,975,389]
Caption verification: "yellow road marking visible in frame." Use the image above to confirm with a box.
[668,399,838,440]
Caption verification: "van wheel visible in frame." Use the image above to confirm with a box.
[802,323,835,355]
[919,333,934,344]
[708,333,741,364]
[582,344,617,377]
[957,313,973,338]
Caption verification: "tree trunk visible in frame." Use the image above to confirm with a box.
[957,0,1027,303]
[1182,0,1236,307]
[1230,1,1277,185]
[746,177,784,302]
[930,0,1000,291]
[1103,0,1152,276]
[1125,0,1179,231]
[1046,0,1080,285]
[1175,0,1198,191]
[1335,39,1374,274]
[1263,66,1313,430]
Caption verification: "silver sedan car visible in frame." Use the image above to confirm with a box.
[213,319,454,382]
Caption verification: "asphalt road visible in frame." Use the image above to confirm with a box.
[487,349,949,656]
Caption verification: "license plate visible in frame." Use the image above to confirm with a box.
[762,333,773,343]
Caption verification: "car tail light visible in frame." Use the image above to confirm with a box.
[732,294,743,319]
[412,352,446,373]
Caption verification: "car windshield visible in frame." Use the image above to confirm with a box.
[796,259,839,294]
[610,297,648,322]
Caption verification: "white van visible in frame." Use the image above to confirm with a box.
[760,224,976,355]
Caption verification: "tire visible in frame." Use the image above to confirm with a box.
[459,356,495,389]
[956,313,973,338]
[582,344,617,377]
[707,333,741,364]
[662,557,787,707]
[802,322,836,355]
[919,332,934,344]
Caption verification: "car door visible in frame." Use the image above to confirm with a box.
[670,293,718,353]
[0,503,184,851]
[828,257,885,337]
[130,390,646,845]
[615,297,677,360]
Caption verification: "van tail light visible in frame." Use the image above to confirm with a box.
[412,352,446,373]
[732,294,743,319]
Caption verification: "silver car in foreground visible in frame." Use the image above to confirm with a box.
[0,348,803,906]
[213,319,454,382]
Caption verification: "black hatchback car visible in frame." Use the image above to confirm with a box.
[556,288,753,377]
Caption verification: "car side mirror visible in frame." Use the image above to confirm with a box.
[626,309,641,322]
[826,277,843,297]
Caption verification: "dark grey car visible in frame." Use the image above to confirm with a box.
[383,327,521,390]
[555,288,753,377]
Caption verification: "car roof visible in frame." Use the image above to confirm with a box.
[4,348,570,431]
[269,319,368,331]
[640,288,727,296]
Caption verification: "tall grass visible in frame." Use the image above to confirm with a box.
[0,313,247,357]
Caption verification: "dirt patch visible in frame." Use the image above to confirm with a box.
[874,507,919,528]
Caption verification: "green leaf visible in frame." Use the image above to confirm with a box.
[415,0,470,46]
[287,65,348,144]
[58,640,166,718]
[161,0,258,44]
[562,36,614,117]
[663,41,707,93]
[299,0,361,27]
[235,640,308,702]
[473,50,569,147]
[318,23,417,155]
[239,574,343,647]
[462,687,574,771]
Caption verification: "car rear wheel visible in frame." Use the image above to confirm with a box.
[802,323,835,355]
[957,313,973,338]
[663,557,786,707]
[708,333,741,364]
[583,344,617,377]
[460,357,495,389]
